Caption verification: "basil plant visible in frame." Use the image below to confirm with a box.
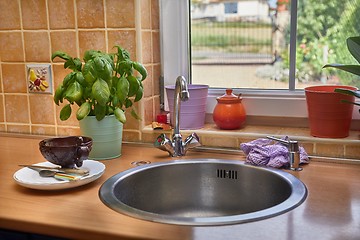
[323,36,360,109]
[52,46,147,124]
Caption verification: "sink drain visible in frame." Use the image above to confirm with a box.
[217,169,238,179]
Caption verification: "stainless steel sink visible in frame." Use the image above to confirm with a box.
[99,159,307,226]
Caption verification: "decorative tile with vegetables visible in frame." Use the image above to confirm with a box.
[27,64,52,94]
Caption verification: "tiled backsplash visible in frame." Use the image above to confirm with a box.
[0,0,161,141]
[1,1,359,160]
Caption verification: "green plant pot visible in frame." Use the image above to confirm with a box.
[79,115,123,160]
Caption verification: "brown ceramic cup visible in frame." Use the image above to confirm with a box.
[39,136,92,168]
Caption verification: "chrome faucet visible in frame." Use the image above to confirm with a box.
[267,136,302,171]
[155,76,201,156]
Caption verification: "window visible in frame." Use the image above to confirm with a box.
[159,0,360,119]
[224,2,238,14]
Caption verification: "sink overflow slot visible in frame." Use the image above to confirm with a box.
[217,169,238,179]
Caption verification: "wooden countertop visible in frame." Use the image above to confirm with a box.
[0,135,359,240]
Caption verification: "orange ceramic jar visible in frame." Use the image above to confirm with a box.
[213,89,246,130]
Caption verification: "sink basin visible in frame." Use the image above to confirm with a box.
[99,159,307,226]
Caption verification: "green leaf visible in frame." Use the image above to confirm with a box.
[54,84,64,105]
[347,36,360,64]
[63,72,76,88]
[112,95,119,106]
[334,88,360,98]
[60,104,72,121]
[113,45,130,61]
[114,107,126,123]
[75,72,87,87]
[116,76,129,104]
[83,50,101,62]
[93,56,113,83]
[133,62,147,81]
[92,79,110,106]
[117,60,133,76]
[82,60,97,85]
[64,58,82,71]
[101,53,115,69]
[125,98,133,108]
[134,85,143,102]
[76,102,91,120]
[94,103,106,121]
[323,64,360,76]
[64,81,83,103]
[127,75,139,97]
[51,51,71,61]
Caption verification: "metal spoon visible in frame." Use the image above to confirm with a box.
[26,166,79,181]
[40,170,80,181]
[38,169,60,177]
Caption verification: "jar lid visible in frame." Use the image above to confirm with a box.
[216,89,242,103]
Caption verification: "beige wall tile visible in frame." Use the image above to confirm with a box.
[0,32,24,62]
[300,142,314,156]
[141,31,152,64]
[76,0,105,28]
[142,66,153,98]
[78,31,106,57]
[201,135,239,148]
[0,96,4,122]
[51,31,78,60]
[2,64,27,93]
[55,102,79,126]
[152,32,160,63]
[24,32,51,62]
[142,131,161,143]
[345,144,360,159]
[123,114,140,130]
[7,124,31,134]
[0,124,5,132]
[31,125,56,136]
[106,0,135,28]
[48,0,75,29]
[151,0,160,30]
[21,0,48,29]
[5,95,30,123]
[143,97,154,125]
[107,30,136,60]
[0,0,21,30]
[141,0,151,29]
[153,95,161,119]
[57,126,80,136]
[0,0,162,142]
[29,94,55,125]
[153,64,161,95]
[123,102,140,130]
[0,68,2,92]
[52,64,72,89]
[123,130,141,142]
[315,143,345,158]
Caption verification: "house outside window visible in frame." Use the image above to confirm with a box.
[224,2,238,14]
[160,0,360,120]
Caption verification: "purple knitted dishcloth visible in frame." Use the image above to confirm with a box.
[240,137,309,168]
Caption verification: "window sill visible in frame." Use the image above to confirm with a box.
[142,123,360,161]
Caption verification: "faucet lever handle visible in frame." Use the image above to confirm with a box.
[154,134,175,156]
[267,136,302,171]
[184,133,201,153]
[267,136,299,151]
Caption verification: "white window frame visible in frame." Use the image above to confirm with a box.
[159,0,359,120]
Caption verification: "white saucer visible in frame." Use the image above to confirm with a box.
[13,160,105,190]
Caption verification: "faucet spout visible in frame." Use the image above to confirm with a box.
[174,76,189,135]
